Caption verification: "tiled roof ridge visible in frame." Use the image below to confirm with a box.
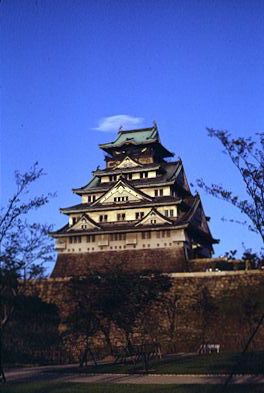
[73,161,181,193]
[118,126,156,134]
[51,221,189,237]
[99,126,158,148]
[89,176,153,207]
[60,196,182,213]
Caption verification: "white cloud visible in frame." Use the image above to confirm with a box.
[94,114,144,132]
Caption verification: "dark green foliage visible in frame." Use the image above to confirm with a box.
[3,296,61,364]
[194,287,218,345]
[218,285,264,326]
[62,265,172,355]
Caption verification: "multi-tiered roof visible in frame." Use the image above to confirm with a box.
[51,124,218,276]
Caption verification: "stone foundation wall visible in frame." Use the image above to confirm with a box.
[26,270,264,359]
[51,247,188,277]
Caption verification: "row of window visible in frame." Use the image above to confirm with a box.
[109,233,126,241]
[114,196,129,203]
[66,242,174,253]
[108,172,149,182]
[164,209,174,217]
[85,188,166,204]
[87,195,97,203]
[69,236,82,243]
[73,210,174,225]
[117,213,126,221]
[154,189,163,197]
[68,230,171,244]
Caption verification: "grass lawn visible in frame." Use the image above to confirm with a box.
[2,382,264,393]
[53,351,264,375]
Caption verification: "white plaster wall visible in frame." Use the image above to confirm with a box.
[58,228,187,254]
[101,176,110,183]
[68,204,178,226]
[141,186,171,197]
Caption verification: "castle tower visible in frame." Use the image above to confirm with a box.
[50,124,218,277]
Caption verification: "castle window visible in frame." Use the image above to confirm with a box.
[88,195,96,203]
[161,230,171,238]
[69,237,73,243]
[150,219,156,224]
[117,213,126,221]
[86,235,95,243]
[110,233,126,241]
[72,217,77,224]
[135,212,144,220]
[165,209,173,217]
[142,231,151,239]
[99,214,108,222]
[114,196,129,203]
[140,172,148,179]
[154,189,163,197]
[156,231,160,238]
[109,175,117,182]
[81,224,87,229]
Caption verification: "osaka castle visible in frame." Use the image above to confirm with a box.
[51,124,218,277]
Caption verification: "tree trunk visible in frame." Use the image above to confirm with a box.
[0,329,6,383]
[125,331,133,354]
[100,325,113,355]
[80,338,97,368]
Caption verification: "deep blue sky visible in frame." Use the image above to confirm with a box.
[2,0,264,266]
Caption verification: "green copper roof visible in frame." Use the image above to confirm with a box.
[99,126,159,149]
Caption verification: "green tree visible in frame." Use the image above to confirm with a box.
[3,295,60,365]
[96,266,171,351]
[195,287,218,349]
[61,275,101,366]
[61,265,171,365]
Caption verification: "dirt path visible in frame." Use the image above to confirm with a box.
[4,365,264,385]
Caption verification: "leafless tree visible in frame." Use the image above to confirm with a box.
[197,129,264,242]
[0,163,54,382]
